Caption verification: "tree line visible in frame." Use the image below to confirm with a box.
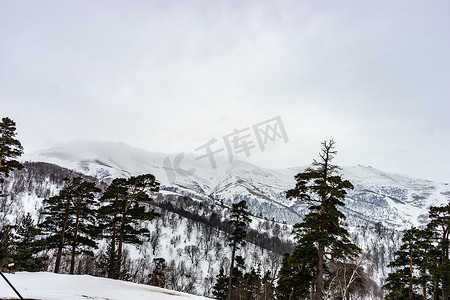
[155,195,295,255]
[384,204,449,300]
[1,174,160,277]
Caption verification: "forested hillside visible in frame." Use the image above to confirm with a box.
[1,159,436,299]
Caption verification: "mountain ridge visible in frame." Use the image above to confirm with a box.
[22,140,450,229]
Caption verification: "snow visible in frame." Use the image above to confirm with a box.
[21,140,450,229]
[0,272,210,300]
[9,141,450,294]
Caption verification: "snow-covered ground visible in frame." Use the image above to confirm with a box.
[0,272,210,300]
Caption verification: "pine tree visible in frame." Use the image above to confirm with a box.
[213,268,229,300]
[231,255,247,298]
[226,200,251,300]
[414,228,438,300]
[277,243,318,299]
[0,117,24,190]
[12,213,46,271]
[98,174,160,279]
[276,253,294,299]
[0,121,23,268]
[242,267,261,299]
[384,204,449,300]
[40,187,72,273]
[97,179,125,278]
[67,178,101,274]
[0,225,13,270]
[427,204,449,300]
[40,177,100,273]
[384,228,422,300]
[286,139,360,300]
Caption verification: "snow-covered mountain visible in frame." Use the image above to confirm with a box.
[6,140,446,298]
[23,141,450,230]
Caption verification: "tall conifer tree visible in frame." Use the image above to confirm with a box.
[0,117,24,197]
[286,139,360,300]
[67,179,101,274]
[12,213,47,271]
[40,180,73,273]
[40,177,100,273]
[428,204,449,300]
[384,228,423,300]
[384,204,449,300]
[98,174,159,279]
[227,200,250,300]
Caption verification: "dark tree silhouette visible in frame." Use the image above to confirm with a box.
[286,139,360,299]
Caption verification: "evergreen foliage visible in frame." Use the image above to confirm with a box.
[40,185,72,273]
[285,139,361,300]
[12,213,47,271]
[213,257,276,300]
[0,225,13,269]
[276,244,318,299]
[40,177,100,273]
[213,268,229,300]
[428,204,450,300]
[0,117,24,186]
[227,200,251,300]
[384,203,449,300]
[97,174,160,279]
[67,179,101,274]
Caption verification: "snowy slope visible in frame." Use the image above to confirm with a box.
[0,272,210,300]
[22,141,450,229]
[1,163,292,297]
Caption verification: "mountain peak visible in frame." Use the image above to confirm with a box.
[21,140,450,229]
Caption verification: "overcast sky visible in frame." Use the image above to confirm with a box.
[1,0,449,183]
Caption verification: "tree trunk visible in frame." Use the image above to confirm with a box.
[421,268,426,300]
[108,215,117,278]
[54,199,70,273]
[314,189,326,300]
[69,211,80,274]
[116,212,126,279]
[313,244,324,300]
[0,138,5,168]
[409,247,413,299]
[227,242,237,300]
[442,229,449,300]
[431,279,438,300]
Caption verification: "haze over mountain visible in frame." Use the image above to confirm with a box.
[22,140,450,229]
